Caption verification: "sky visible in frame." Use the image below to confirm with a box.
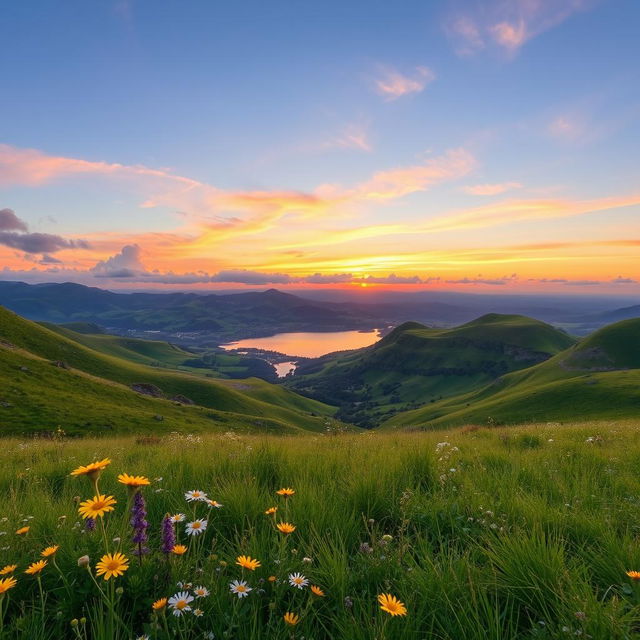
[0,0,639,294]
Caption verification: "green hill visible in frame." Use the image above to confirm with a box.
[382,317,640,429]
[286,314,576,427]
[0,306,337,435]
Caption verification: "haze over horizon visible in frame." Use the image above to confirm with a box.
[1,0,639,296]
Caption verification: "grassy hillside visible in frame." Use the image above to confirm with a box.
[383,318,640,429]
[0,306,337,435]
[287,314,575,427]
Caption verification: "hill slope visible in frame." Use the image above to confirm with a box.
[0,306,337,435]
[383,317,640,429]
[286,314,575,427]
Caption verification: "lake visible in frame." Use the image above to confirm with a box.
[221,329,382,359]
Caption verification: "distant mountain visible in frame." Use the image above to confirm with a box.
[286,314,576,427]
[0,305,337,435]
[382,318,640,429]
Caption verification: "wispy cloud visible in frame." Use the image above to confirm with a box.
[322,123,373,152]
[462,182,522,196]
[445,0,596,57]
[373,65,435,100]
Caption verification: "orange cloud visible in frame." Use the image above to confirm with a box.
[462,182,522,196]
[373,65,435,100]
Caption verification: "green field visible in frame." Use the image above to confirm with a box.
[2,422,640,638]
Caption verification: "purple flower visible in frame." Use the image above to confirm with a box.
[161,514,176,554]
[130,491,149,556]
[85,517,96,532]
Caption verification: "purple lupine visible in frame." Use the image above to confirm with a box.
[161,514,176,554]
[130,491,149,557]
[85,517,96,532]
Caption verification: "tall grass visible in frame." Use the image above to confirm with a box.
[1,421,640,638]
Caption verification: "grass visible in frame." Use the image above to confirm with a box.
[1,420,640,638]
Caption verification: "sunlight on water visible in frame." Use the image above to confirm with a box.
[221,330,382,358]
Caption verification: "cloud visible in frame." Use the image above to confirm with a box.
[91,244,145,277]
[547,115,584,140]
[323,124,373,152]
[462,182,522,196]
[611,276,637,284]
[39,254,62,265]
[0,208,28,231]
[374,65,435,100]
[0,231,89,254]
[210,269,294,285]
[445,0,595,56]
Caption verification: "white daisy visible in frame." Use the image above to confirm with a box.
[186,519,208,536]
[229,580,252,598]
[288,573,309,589]
[177,581,193,590]
[185,490,208,502]
[136,636,150,640]
[206,499,223,509]
[193,608,204,617]
[193,585,210,598]
[171,513,186,523]
[168,591,194,616]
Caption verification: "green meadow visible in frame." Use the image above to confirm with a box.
[2,421,640,639]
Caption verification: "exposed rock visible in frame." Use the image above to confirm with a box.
[131,383,164,398]
[171,394,195,405]
[51,360,70,369]
[19,366,29,372]
[153,414,164,421]
[0,401,12,408]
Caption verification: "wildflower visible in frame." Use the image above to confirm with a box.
[378,593,407,617]
[130,492,149,556]
[170,514,185,523]
[229,580,252,598]
[0,565,17,575]
[152,597,168,611]
[184,490,208,502]
[0,577,17,594]
[311,585,325,597]
[284,612,300,626]
[25,560,47,575]
[265,507,277,515]
[41,545,59,558]
[78,495,117,519]
[161,515,176,554]
[193,608,204,617]
[381,534,393,542]
[70,458,111,479]
[117,473,150,490]
[168,591,194,616]
[206,500,223,508]
[276,488,295,498]
[95,552,129,580]
[136,635,150,640]
[77,555,90,568]
[288,573,309,589]
[359,542,373,554]
[277,522,296,534]
[172,545,187,555]
[15,526,29,535]
[302,556,313,564]
[85,518,96,532]
[193,585,210,598]
[236,555,261,571]
[185,519,207,536]
[627,571,640,580]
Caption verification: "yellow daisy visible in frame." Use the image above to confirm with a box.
[0,565,17,576]
[153,597,168,611]
[70,458,111,479]
[378,593,407,617]
[117,473,150,489]
[236,555,261,571]
[311,585,325,597]
[15,526,29,536]
[276,487,295,498]
[0,577,17,594]
[276,522,296,534]
[171,545,188,556]
[264,507,277,515]
[95,552,129,581]
[41,545,59,558]
[283,612,300,626]
[25,560,47,576]
[627,570,640,580]
[78,494,117,519]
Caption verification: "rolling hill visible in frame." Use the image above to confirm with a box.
[286,314,576,427]
[0,306,337,435]
[382,317,640,429]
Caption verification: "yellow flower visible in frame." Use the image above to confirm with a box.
[25,560,47,576]
[171,545,188,556]
[276,522,296,534]
[276,487,295,498]
[264,507,277,515]
[268,575,277,582]
[78,494,117,519]
[41,545,59,558]
[627,570,640,580]
[70,458,111,479]
[283,612,300,626]
[0,565,17,576]
[311,585,325,597]
[236,555,261,571]
[378,593,407,617]
[0,577,17,594]
[15,526,30,536]
[153,597,168,611]
[117,473,150,489]
[95,552,129,581]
